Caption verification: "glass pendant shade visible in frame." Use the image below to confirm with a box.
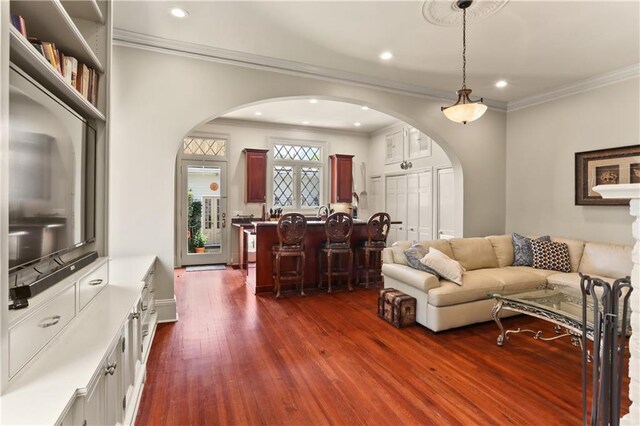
[442,88,487,124]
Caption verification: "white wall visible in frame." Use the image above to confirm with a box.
[505,78,639,245]
[191,119,371,264]
[109,45,507,315]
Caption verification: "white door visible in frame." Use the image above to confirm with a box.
[385,176,398,244]
[180,160,228,265]
[406,173,419,242]
[436,168,455,239]
[385,130,404,164]
[418,171,433,241]
[369,176,383,214]
[396,175,408,241]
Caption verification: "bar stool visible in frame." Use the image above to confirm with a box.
[273,213,307,299]
[318,212,353,293]
[356,212,391,288]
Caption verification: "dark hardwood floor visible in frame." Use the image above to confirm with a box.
[135,268,630,425]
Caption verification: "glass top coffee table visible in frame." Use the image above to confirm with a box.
[490,284,628,349]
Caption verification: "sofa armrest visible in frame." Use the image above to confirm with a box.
[382,264,441,293]
[382,247,395,264]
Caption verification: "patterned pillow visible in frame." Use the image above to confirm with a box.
[403,245,442,278]
[531,240,571,272]
[512,233,551,266]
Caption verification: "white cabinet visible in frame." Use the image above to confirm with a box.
[407,128,432,160]
[385,130,404,164]
[396,175,408,241]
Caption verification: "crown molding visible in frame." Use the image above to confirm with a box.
[112,28,508,111]
[507,64,640,112]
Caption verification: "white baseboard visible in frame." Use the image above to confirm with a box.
[155,297,178,323]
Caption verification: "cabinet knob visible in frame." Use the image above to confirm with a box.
[130,312,140,320]
[105,362,117,376]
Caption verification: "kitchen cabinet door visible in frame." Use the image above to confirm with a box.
[329,154,354,203]
[243,149,269,203]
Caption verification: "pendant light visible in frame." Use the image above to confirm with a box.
[441,0,487,124]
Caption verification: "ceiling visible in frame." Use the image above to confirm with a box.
[113,1,639,104]
[219,99,400,133]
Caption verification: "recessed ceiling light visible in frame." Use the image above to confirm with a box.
[354,122,362,127]
[361,106,370,110]
[302,121,309,125]
[169,7,188,18]
[379,51,394,61]
[254,111,262,116]
[309,99,318,104]
[495,80,508,88]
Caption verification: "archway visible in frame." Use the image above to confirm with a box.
[172,96,464,267]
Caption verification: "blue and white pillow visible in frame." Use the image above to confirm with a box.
[512,233,550,266]
[403,244,442,278]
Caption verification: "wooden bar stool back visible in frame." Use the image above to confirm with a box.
[358,212,391,288]
[273,213,307,298]
[318,212,354,293]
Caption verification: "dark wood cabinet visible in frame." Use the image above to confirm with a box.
[329,154,354,203]
[243,148,269,203]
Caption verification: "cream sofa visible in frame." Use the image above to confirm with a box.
[381,235,633,332]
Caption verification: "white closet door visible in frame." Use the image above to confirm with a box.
[406,173,419,242]
[385,176,398,244]
[418,171,433,242]
[436,168,455,239]
[370,176,383,214]
[396,175,408,241]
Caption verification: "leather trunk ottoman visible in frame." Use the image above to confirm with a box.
[377,288,416,328]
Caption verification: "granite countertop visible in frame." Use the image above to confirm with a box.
[253,220,401,227]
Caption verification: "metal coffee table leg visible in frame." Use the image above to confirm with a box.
[492,299,506,346]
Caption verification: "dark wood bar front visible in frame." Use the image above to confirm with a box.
[246,220,374,294]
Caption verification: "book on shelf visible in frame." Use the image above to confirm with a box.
[91,69,99,107]
[12,15,100,107]
[11,15,27,37]
[63,56,78,88]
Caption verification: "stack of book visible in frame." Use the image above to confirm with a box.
[11,14,100,108]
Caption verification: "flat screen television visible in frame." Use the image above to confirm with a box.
[8,66,96,272]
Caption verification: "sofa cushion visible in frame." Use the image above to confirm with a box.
[417,239,455,259]
[547,272,615,289]
[578,242,633,279]
[504,266,557,278]
[381,263,440,293]
[482,268,548,292]
[390,242,411,265]
[486,235,514,268]
[420,248,465,285]
[550,237,585,272]
[531,240,571,273]
[449,238,499,271]
[512,233,550,266]
[428,269,503,307]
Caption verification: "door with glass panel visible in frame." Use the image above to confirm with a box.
[180,160,227,265]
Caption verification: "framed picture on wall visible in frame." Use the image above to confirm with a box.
[575,145,640,205]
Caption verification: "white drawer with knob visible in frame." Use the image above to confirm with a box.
[9,284,76,377]
[78,260,109,311]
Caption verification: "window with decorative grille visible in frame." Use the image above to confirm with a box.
[271,141,324,209]
[183,137,226,157]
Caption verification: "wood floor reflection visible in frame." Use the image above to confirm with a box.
[135,268,630,425]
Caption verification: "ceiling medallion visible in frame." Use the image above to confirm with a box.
[422,0,509,26]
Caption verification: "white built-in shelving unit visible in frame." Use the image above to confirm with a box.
[1,0,114,413]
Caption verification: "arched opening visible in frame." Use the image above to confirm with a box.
[173,96,463,268]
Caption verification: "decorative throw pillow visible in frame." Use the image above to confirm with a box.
[419,248,465,285]
[403,245,442,278]
[512,233,551,266]
[531,240,571,273]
